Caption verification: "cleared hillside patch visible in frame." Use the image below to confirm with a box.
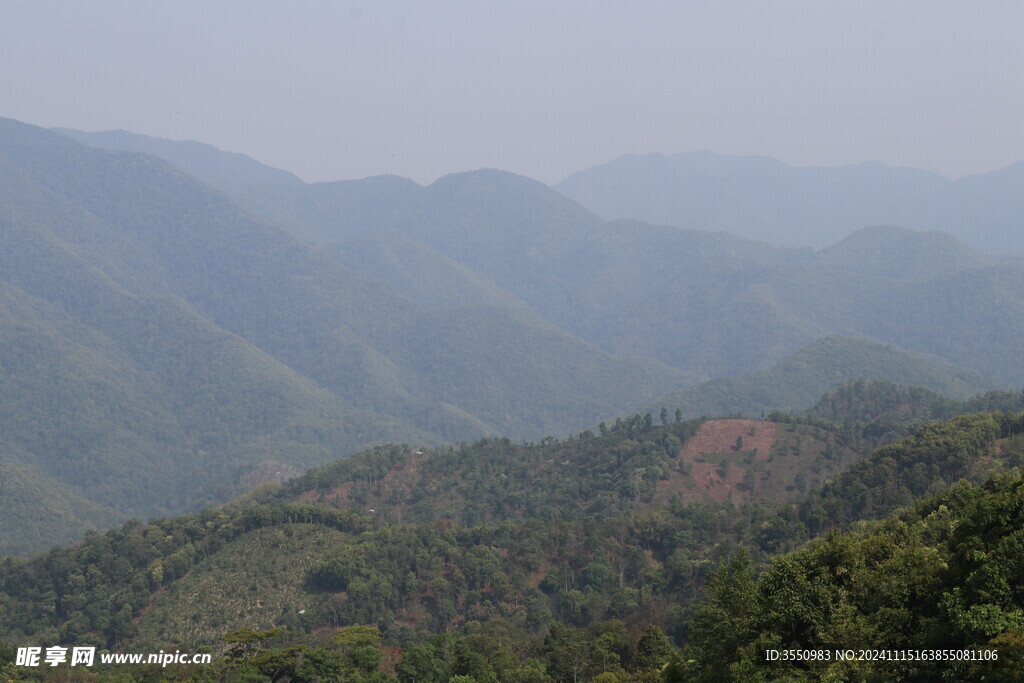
[655,418,860,505]
[133,524,349,650]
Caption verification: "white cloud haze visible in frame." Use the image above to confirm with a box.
[2,0,1021,184]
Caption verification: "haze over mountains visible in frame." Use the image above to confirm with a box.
[1,118,1022,555]
[0,119,689,552]
[555,150,1024,253]
[9,0,1024,674]
[65,127,1024,379]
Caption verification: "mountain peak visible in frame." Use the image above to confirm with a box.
[430,167,551,190]
[817,226,988,279]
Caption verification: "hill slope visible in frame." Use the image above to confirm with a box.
[237,177,1024,384]
[814,224,991,279]
[0,409,1019,671]
[638,335,998,420]
[0,461,122,556]
[683,463,1024,680]
[271,414,866,528]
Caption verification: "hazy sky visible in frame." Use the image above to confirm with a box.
[2,1,1022,184]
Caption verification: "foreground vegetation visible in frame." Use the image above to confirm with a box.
[1,401,1023,679]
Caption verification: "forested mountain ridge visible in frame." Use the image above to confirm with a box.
[681,464,1024,680]
[1,410,1022,681]
[262,414,866,524]
[265,400,1024,541]
[807,379,1024,425]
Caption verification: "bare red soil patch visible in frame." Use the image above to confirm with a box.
[655,419,776,505]
[680,419,776,462]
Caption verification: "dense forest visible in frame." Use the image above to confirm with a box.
[679,469,1024,680]
[2,402,1024,680]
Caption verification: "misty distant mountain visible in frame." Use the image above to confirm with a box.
[14,117,1024,554]
[813,225,991,279]
[217,167,1024,386]
[1,118,694,552]
[554,151,1024,253]
[41,124,1024,385]
[218,171,807,336]
[53,127,304,185]
[589,226,1024,382]
[54,129,1024,255]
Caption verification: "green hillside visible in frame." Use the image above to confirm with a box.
[806,379,1024,427]
[269,410,884,528]
[589,236,1024,382]
[681,469,1024,680]
[239,175,1024,385]
[0,461,122,557]
[133,523,349,648]
[2,119,691,445]
[1,410,1022,682]
[0,196,434,544]
[807,378,963,423]
[639,335,998,421]
[328,232,532,311]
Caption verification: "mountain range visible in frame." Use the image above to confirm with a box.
[63,128,1024,380]
[1,120,1024,680]
[0,120,1021,555]
[0,119,689,552]
[554,150,1024,253]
